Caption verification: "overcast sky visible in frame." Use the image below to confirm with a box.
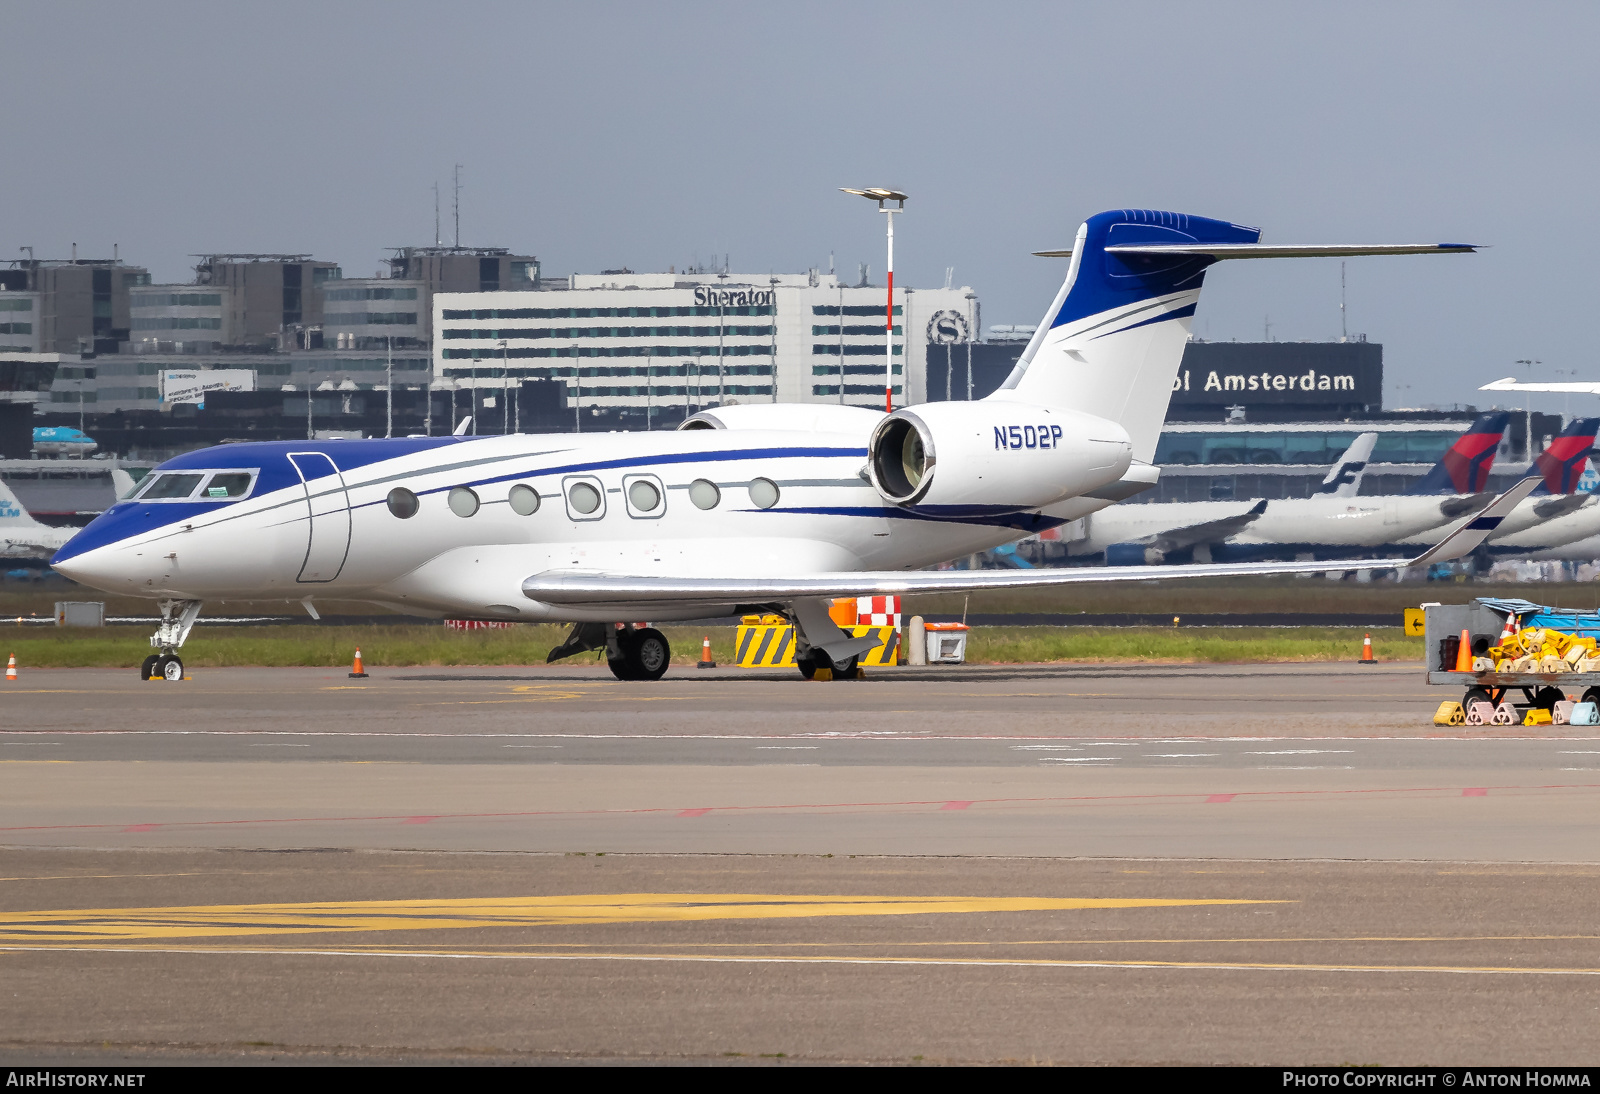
[7,1,1596,411]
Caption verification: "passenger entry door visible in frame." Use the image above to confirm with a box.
[288,452,351,583]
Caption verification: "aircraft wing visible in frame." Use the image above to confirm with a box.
[1481,377,1600,395]
[1147,499,1267,552]
[523,477,1538,606]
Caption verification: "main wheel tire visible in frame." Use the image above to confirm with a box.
[607,656,638,681]
[830,655,860,680]
[140,654,160,681]
[631,628,671,681]
[1462,686,1492,714]
[157,654,184,681]
[1583,687,1600,709]
[796,651,825,680]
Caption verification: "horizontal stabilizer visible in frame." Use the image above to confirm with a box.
[1147,499,1268,553]
[1105,243,1479,259]
[1035,243,1478,260]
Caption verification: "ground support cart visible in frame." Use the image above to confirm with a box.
[1423,598,1600,716]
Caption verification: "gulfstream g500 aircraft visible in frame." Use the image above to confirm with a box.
[52,208,1506,681]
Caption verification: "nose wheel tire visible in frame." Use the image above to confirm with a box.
[140,655,160,681]
[607,628,671,681]
[158,655,184,681]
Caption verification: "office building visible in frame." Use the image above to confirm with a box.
[192,254,341,348]
[432,269,978,415]
[0,257,150,353]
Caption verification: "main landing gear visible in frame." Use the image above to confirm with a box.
[796,650,860,681]
[140,599,202,681]
[546,621,670,681]
[607,627,671,682]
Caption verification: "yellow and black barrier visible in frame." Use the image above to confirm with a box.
[734,618,900,668]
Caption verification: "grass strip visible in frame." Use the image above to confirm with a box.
[0,624,1422,669]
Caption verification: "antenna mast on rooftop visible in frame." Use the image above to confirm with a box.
[453,165,463,248]
[1340,261,1348,342]
[433,183,441,247]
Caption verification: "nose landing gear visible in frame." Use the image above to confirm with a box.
[140,599,202,681]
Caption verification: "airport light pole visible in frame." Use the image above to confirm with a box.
[498,339,509,434]
[385,336,393,438]
[841,187,907,413]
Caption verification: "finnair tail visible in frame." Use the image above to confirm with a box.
[1407,413,1510,495]
[0,479,46,530]
[1532,416,1600,495]
[989,209,1475,463]
[1313,432,1377,498]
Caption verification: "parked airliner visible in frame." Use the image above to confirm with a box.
[1388,416,1600,550]
[0,480,74,559]
[31,426,97,458]
[1067,415,1511,565]
[51,207,1511,681]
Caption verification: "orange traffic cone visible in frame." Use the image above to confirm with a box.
[349,647,369,679]
[1359,633,1377,665]
[1499,612,1519,645]
[697,636,717,669]
[4,653,15,682]
[1454,628,1473,673]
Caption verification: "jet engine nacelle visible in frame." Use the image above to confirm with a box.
[867,402,1133,515]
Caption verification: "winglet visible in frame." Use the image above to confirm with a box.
[1407,475,1541,567]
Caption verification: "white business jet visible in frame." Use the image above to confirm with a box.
[52,207,1509,681]
[0,480,75,560]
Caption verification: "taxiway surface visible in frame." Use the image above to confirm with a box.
[2,662,1597,1064]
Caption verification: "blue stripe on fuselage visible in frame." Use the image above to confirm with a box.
[52,440,870,564]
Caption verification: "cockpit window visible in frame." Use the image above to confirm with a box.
[134,469,258,502]
[202,472,253,499]
[140,473,204,500]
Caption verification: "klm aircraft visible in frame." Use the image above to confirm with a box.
[31,426,97,457]
[51,207,1515,681]
[0,480,74,559]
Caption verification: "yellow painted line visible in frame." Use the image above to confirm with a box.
[2,944,1594,977]
[0,760,73,764]
[0,892,1280,944]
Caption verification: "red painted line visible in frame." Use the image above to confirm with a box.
[1463,788,1488,797]
[401,816,437,824]
[1206,794,1236,804]
[941,801,972,811]
[10,780,1599,836]
[119,824,159,833]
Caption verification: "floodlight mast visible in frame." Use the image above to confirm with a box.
[841,188,907,413]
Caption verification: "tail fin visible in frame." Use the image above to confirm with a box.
[1532,416,1600,494]
[989,209,1260,461]
[0,479,45,529]
[1407,412,1509,495]
[1314,432,1377,497]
